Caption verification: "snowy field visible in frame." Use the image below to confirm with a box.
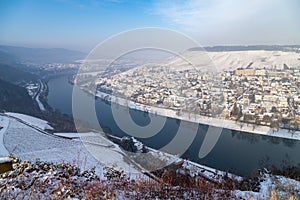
[157,50,300,73]
[5,112,53,130]
[0,115,9,156]
[54,132,82,139]
[207,50,300,71]
[1,114,140,176]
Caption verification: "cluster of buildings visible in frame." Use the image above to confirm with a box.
[95,64,300,131]
[25,83,39,97]
[97,65,222,116]
[223,67,300,130]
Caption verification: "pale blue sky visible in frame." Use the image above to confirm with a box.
[0,0,299,52]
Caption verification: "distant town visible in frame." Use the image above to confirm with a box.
[94,65,300,132]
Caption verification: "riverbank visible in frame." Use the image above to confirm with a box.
[94,90,300,141]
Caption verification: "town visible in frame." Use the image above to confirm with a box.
[95,64,300,132]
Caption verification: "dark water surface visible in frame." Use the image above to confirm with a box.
[47,76,300,176]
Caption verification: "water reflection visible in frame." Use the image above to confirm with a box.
[231,130,259,144]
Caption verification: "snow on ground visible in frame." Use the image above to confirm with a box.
[0,115,9,156]
[131,137,144,152]
[54,132,113,143]
[181,160,242,182]
[36,80,46,111]
[207,50,300,71]
[54,132,81,139]
[0,157,11,163]
[36,93,45,111]
[78,132,117,147]
[235,173,300,199]
[127,135,243,182]
[53,132,136,173]
[159,50,300,72]
[5,112,53,130]
[3,116,141,176]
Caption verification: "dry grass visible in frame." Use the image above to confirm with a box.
[0,157,240,199]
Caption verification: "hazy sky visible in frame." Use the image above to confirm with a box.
[0,0,299,52]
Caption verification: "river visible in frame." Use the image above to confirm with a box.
[47,76,300,176]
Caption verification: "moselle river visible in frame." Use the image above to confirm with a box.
[47,76,300,176]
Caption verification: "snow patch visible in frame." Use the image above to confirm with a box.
[0,157,11,163]
[5,112,53,130]
[54,132,81,139]
[3,118,140,176]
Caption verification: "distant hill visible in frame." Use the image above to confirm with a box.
[0,45,86,64]
[0,49,19,65]
[0,79,38,114]
[160,48,300,72]
[190,45,300,53]
[0,64,38,85]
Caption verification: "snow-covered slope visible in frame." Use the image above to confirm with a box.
[2,115,140,176]
[207,50,300,71]
[0,115,9,156]
[162,50,300,72]
[5,112,53,130]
